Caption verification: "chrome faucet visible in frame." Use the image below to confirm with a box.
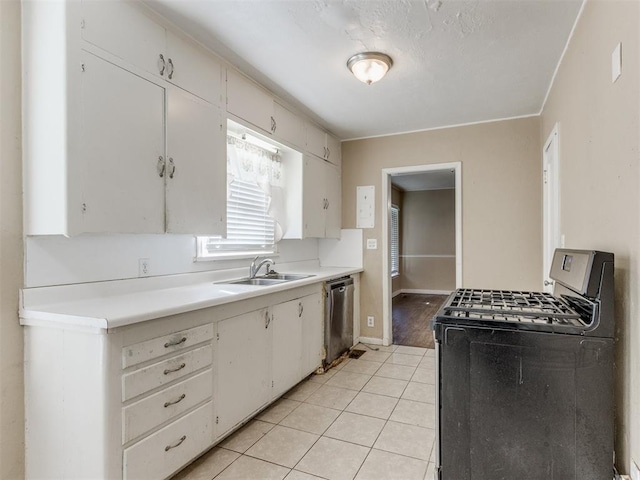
[249,256,275,279]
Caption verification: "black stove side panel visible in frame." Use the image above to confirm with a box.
[437,326,613,480]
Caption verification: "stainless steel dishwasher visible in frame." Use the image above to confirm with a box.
[324,276,354,366]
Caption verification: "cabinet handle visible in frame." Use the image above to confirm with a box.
[326,147,330,159]
[298,302,304,317]
[164,393,186,408]
[158,54,166,76]
[167,58,174,80]
[265,311,271,329]
[163,363,186,375]
[326,199,330,209]
[271,116,276,133]
[168,157,176,179]
[157,156,166,178]
[164,435,187,452]
[164,336,187,348]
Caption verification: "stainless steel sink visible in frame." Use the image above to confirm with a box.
[218,273,314,286]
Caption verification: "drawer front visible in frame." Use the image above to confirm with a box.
[123,369,213,444]
[122,323,213,369]
[123,402,213,480]
[122,344,212,401]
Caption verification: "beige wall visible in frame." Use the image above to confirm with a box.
[401,189,456,292]
[342,116,542,340]
[0,0,25,477]
[540,0,640,473]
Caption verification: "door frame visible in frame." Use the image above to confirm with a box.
[542,124,560,292]
[380,162,463,346]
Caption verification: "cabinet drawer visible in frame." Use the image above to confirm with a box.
[122,344,212,401]
[123,369,213,444]
[123,323,213,369]
[123,401,212,480]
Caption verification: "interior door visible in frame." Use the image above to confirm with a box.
[543,124,560,292]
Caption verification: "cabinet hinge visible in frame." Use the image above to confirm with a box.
[216,332,220,341]
[80,19,85,29]
[272,381,274,388]
[81,63,85,73]
[216,416,219,425]
[543,169,548,185]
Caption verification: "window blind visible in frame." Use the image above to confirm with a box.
[391,205,399,276]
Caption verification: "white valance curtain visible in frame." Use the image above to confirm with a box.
[226,136,285,241]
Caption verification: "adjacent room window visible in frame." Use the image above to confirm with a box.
[197,134,284,259]
[391,205,400,277]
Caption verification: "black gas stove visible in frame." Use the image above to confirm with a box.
[431,249,615,480]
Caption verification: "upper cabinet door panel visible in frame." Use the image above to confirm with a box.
[326,134,342,167]
[226,69,273,133]
[273,102,304,148]
[305,123,327,160]
[81,0,166,78]
[166,88,226,235]
[166,31,222,106]
[78,52,165,234]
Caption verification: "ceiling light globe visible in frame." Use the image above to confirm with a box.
[347,52,393,85]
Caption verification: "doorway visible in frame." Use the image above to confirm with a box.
[381,163,462,347]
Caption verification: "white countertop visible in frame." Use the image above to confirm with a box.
[20,263,362,332]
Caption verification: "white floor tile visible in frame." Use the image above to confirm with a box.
[341,359,382,376]
[283,380,322,401]
[213,455,290,480]
[354,449,428,480]
[285,471,326,480]
[375,363,416,381]
[219,420,274,453]
[394,345,428,356]
[390,399,435,429]
[385,353,421,367]
[296,437,369,480]
[425,461,435,480]
[245,425,319,468]
[373,421,435,461]
[362,376,408,398]
[323,411,386,447]
[417,356,435,370]
[345,392,398,420]
[359,351,391,363]
[411,367,435,385]
[256,398,302,424]
[280,402,341,434]
[326,370,371,391]
[305,385,359,410]
[173,447,239,480]
[308,369,337,385]
[401,382,435,404]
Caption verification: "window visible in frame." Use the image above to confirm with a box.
[197,132,283,259]
[391,205,400,277]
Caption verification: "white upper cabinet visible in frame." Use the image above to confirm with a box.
[81,0,222,106]
[23,0,226,236]
[305,122,342,167]
[273,102,305,148]
[302,156,342,239]
[226,69,274,133]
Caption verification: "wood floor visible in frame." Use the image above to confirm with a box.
[392,293,448,349]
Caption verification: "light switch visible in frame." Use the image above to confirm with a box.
[366,239,377,249]
[612,42,622,83]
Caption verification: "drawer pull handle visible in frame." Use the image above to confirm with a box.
[164,363,186,375]
[164,337,187,348]
[165,435,186,452]
[164,393,186,408]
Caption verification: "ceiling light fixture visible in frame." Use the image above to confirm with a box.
[347,52,393,85]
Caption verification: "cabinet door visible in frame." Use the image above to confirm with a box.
[326,134,342,167]
[273,102,304,148]
[271,301,303,398]
[324,163,342,239]
[305,122,327,160]
[166,88,226,235]
[217,309,271,437]
[302,156,327,238]
[77,52,165,234]
[301,294,324,376]
[166,30,222,106]
[226,69,273,133]
[81,0,166,78]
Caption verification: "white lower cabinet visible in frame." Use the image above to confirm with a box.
[23,285,325,479]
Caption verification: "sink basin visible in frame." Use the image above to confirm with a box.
[218,273,315,286]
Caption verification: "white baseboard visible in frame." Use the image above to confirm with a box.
[357,336,383,346]
[400,288,452,295]
[392,289,402,298]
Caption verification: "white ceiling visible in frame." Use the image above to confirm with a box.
[392,170,455,191]
[146,0,583,140]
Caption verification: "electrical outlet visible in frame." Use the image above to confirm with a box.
[366,239,377,250]
[367,316,374,327]
[138,258,150,277]
[630,460,640,480]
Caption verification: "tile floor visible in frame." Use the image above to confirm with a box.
[173,344,437,480]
